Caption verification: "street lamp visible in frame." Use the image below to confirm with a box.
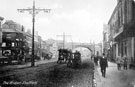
[0,16,4,57]
[17,0,51,67]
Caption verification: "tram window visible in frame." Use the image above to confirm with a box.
[12,42,15,47]
[2,42,6,47]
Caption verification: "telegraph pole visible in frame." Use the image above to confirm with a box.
[17,0,51,67]
[71,37,74,50]
[63,32,65,49]
[57,32,72,49]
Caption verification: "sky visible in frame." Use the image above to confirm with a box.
[0,0,117,43]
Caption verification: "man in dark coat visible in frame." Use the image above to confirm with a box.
[99,53,108,77]
[123,55,128,70]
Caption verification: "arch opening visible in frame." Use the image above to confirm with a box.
[72,47,92,60]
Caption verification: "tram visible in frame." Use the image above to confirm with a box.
[57,48,81,68]
[57,49,69,64]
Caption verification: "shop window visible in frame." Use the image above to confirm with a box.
[2,42,6,47]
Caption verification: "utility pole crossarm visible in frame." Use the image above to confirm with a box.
[57,33,72,49]
[17,8,51,14]
[17,8,32,11]
[35,9,51,13]
[17,9,33,13]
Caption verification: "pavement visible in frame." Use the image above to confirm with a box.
[17,58,58,68]
[1,58,58,69]
[94,62,135,87]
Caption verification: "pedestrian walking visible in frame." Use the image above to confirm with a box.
[99,53,108,77]
[116,56,122,70]
[123,55,128,70]
[94,55,98,66]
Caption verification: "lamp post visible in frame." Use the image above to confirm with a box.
[17,0,51,67]
[0,16,4,57]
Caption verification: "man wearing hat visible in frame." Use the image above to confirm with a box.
[99,53,108,77]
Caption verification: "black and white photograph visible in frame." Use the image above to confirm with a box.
[0,0,135,87]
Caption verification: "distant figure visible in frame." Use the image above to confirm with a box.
[99,53,108,77]
[94,55,98,66]
[116,56,122,70]
[123,55,128,70]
